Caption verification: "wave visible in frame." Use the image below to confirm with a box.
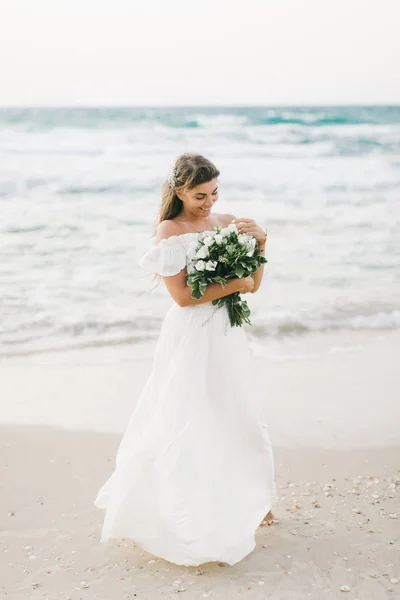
[58,183,155,195]
[0,333,160,358]
[251,306,400,339]
[1,306,400,358]
[0,106,399,131]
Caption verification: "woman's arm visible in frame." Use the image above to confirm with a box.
[250,240,266,293]
[162,270,247,307]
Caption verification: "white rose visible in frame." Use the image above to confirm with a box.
[196,245,209,259]
[187,262,196,274]
[187,247,197,259]
[195,260,206,271]
[246,238,256,257]
[205,260,217,271]
[227,223,238,232]
[220,227,230,237]
[203,236,214,247]
[214,234,223,244]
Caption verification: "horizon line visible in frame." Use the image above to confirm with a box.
[0,102,399,109]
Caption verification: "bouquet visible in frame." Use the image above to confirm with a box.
[186,223,267,327]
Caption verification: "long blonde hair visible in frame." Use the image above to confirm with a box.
[148,153,220,287]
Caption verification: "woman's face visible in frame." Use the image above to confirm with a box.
[177,177,219,216]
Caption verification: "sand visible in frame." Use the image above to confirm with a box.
[1,329,399,599]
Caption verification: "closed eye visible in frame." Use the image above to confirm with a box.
[195,188,219,199]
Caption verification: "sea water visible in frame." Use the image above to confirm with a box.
[0,106,399,357]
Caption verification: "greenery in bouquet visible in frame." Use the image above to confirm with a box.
[186,223,267,327]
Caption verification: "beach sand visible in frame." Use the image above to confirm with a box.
[1,329,399,599]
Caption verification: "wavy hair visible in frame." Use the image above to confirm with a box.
[148,153,220,286]
[153,153,220,236]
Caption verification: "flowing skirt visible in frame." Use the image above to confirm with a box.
[94,301,276,566]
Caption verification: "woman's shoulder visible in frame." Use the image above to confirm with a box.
[155,220,184,244]
[156,213,237,243]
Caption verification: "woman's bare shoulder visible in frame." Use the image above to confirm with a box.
[155,220,185,243]
[155,213,237,243]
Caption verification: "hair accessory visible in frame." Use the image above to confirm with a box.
[167,167,178,190]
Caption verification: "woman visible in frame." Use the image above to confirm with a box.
[94,153,276,567]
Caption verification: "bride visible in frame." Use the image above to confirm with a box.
[94,153,277,567]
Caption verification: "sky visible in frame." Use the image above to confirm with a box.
[0,0,399,106]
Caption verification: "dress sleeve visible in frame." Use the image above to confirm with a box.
[137,237,188,276]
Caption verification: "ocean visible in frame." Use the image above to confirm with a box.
[0,105,399,359]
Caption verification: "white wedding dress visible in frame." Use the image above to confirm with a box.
[94,231,276,567]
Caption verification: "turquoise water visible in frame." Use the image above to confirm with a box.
[1,105,400,131]
[0,106,399,357]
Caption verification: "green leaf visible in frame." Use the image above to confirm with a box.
[191,289,202,299]
[234,265,244,278]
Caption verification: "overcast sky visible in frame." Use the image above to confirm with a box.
[0,0,399,106]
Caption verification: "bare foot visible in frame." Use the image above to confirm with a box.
[260,510,276,527]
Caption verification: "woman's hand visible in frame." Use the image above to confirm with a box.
[232,218,267,245]
[236,275,255,294]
